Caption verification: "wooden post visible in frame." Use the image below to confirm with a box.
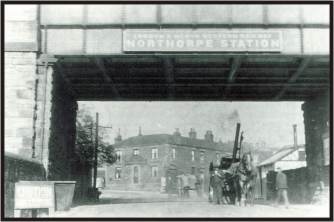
[93,113,99,189]
[232,123,241,163]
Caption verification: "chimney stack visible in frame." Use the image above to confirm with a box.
[189,128,197,139]
[204,130,214,142]
[138,126,142,136]
[293,124,297,148]
[115,128,122,143]
[173,128,181,137]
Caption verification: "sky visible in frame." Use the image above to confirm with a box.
[79,101,305,150]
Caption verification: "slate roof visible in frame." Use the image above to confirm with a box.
[114,134,226,151]
[257,145,305,167]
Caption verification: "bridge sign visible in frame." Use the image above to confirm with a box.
[123,30,282,52]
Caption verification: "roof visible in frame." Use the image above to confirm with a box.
[114,134,226,151]
[257,145,305,167]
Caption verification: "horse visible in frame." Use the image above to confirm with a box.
[232,152,257,206]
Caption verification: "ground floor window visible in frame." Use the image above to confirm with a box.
[191,167,196,175]
[133,166,139,184]
[152,166,158,177]
[115,167,121,180]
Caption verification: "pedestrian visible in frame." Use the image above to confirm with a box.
[182,173,190,198]
[176,174,184,198]
[275,167,290,208]
[212,169,223,204]
[195,174,202,197]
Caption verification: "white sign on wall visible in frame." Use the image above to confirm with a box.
[15,183,54,209]
[123,30,283,52]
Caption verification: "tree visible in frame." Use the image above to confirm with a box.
[75,108,117,167]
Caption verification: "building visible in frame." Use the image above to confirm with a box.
[257,145,306,199]
[258,145,306,178]
[105,128,228,192]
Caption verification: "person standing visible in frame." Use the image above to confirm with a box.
[176,174,184,198]
[182,173,190,198]
[275,167,290,208]
[212,169,223,204]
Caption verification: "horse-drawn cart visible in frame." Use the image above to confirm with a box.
[208,123,257,206]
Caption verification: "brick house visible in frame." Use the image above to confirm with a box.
[104,128,229,192]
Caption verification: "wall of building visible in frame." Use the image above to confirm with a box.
[5,52,37,157]
[106,143,222,191]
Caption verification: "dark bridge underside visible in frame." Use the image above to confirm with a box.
[55,54,330,101]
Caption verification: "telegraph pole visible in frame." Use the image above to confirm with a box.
[93,112,99,189]
[92,112,112,190]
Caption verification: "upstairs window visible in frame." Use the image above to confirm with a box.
[133,149,139,156]
[191,150,195,161]
[152,148,158,159]
[298,150,306,161]
[116,150,122,162]
[200,151,205,162]
[172,148,176,160]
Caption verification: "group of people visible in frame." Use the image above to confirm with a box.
[176,173,203,198]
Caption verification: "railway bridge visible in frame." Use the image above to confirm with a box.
[4,3,331,208]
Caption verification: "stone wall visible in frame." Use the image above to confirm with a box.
[5,52,37,157]
[302,92,330,192]
[47,67,78,181]
[4,152,46,217]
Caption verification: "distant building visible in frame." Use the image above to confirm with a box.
[258,145,306,175]
[105,128,228,192]
[257,145,306,199]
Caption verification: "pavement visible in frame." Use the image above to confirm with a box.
[52,189,330,218]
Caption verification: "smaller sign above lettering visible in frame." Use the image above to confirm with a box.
[123,30,282,52]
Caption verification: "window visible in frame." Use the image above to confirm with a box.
[151,166,158,177]
[216,152,220,164]
[191,150,195,161]
[115,167,121,180]
[298,150,306,161]
[133,149,139,155]
[191,167,196,175]
[200,151,205,162]
[172,148,176,159]
[116,150,122,162]
[152,148,158,159]
[133,166,139,184]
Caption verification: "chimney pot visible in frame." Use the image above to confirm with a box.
[173,128,181,137]
[205,130,214,142]
[115,128,122,143]
[189,128,197,139]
